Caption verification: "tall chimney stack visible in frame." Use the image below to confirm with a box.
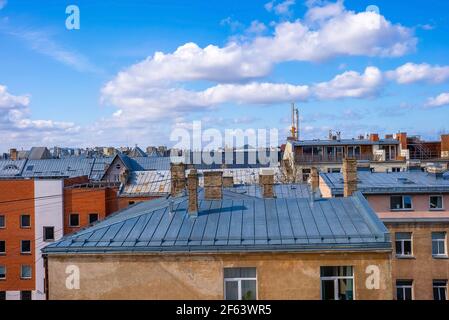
[222,172,234,188]
[170,162,186,196]
[310,167,319,192]
[204,171,223,200]
[260,169,275,198]
[10,148,18,161]
[343,158,358,197]
[187,169,199,216]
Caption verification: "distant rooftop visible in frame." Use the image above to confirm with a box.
[290,138,400,147]
[42,191,390,254]
[321,171,449,195]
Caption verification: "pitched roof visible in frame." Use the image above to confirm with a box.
[128,146,147,158]
[321,171,449,195]
[0,159,27,176]
[42,191,390,254]
[28,147,52,160]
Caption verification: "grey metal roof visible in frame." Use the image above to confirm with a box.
[225,184,311,199]
[0,159,27,176]
[291,139,399,147]
[27,147,52,160]
[42,192,390,254]
[321,171,449,195]
[21,158,95,178]
[128,146,147,158]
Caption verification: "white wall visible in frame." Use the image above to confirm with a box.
[33,179,64,300]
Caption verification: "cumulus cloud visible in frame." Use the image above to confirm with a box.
[425,93,449,108]
[265,0,296,16]
[386,62,449,84]
[313,67,383,99]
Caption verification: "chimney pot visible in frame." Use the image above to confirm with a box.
[222,173,234,188]
[260,169,275,198]
[187,169,199,216]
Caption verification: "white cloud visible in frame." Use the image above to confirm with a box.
[313,67,383,99]
[305,0,343,23]
[426,93,449,108]
[386,62,449,84]
[246,20,267,34]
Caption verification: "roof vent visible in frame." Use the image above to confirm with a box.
[397,177,415,184]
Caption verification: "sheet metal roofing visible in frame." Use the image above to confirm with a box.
[290,138,399,147]
[42,191,390,254]
[0,159,27,176]
[21,158,95,178]
[321,171,449,195]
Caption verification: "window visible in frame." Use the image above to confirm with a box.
[0,240,5,254]
[395,233,413,257]
[21,240,31,254]
[433,280,447,300]
[0,291,5,300]
[89,213,99,224]
[0,215,4,228]
[327,168,341,173]
[432,232,447,257]
[20,265,32,279]
[43,227,55,242]
[392,167,401,173]
[128,201,135,206]
[20,214,31,228]
[390,195,413,210]
[0,265,5,280]
[20,291,32,300]
[396,280,413,300]
[69,213,79,227]
[430,196,444,210]
[224,267,257,300]
[320,266,354,300]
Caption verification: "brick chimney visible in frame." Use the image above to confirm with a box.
[260,169,275,198]
[310,167,319,192]
[10,148,18,161]
[441,134,449,159]
[170,162,186,196]
[397,132,408,150]
[187,169,199,216]
[204,171,223,200]
[222,172,234,188]
[369,133,379,142]
[343,158,357,197]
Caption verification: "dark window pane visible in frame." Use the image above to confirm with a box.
[404,288,412,300]
[338,279,354,300]
[430,196,443,209]
[0,291,5,300]
[21,215,31,227]
[321,280,335,300]
[403,241,412,255]
[0,215,4,228]
[20,291,32,300]
[395,241,402,255]
[241,280,256,300]
[224,267,256,278]
[403,196,412,209]
[21,265,32,278]
[69,214,79,226]
[225,281,238,300]
[432,242,439,255]
[391,196,403,210]
[21,240,31,253]
[0,241,5,253]
[397,288,404,300]
[89,214,99,224]
[0,265,5,279]
[44,227,54,241]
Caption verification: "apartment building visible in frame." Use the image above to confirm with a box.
[0,177,119,300]
[42,167,393,300]
[283,132,449,183]
[319,164,449,300]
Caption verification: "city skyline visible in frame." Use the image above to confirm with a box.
[1,0,449,152]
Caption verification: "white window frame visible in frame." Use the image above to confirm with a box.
[320,267,355,300]
[395,233,413,258]
[43,226,55,242]
[429,195,444,211]
[396,281,414,300]
[20,265,32,279]
[433,280,448,301]
[390,195,413,211]
[20,240,31,254]
[0,215,5,228]
[432,232,447,257]
[224,271,257,300]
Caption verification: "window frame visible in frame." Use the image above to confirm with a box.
[0,240,5,255]
[395,232,413,258]
[0,265,6,280]
[433,280,448,301]
[20,214,31,228]
[320,266,355,300]
[20,265,32,280]
[20,240,31,254]
[429,195,444,211]
[69,213,80,227]
[43,226,55,242]
[396,280,414,300]
[432,232,447,258]
[390,195,413,211]
[88,213,99,224]
[0,215,5,228]
[223,268,257,300]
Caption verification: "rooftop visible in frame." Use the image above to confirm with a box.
[42,191,390,254]
[290,138,400,147]
[321,171,449,195]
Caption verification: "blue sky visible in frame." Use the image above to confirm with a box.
[0,0,449,151]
